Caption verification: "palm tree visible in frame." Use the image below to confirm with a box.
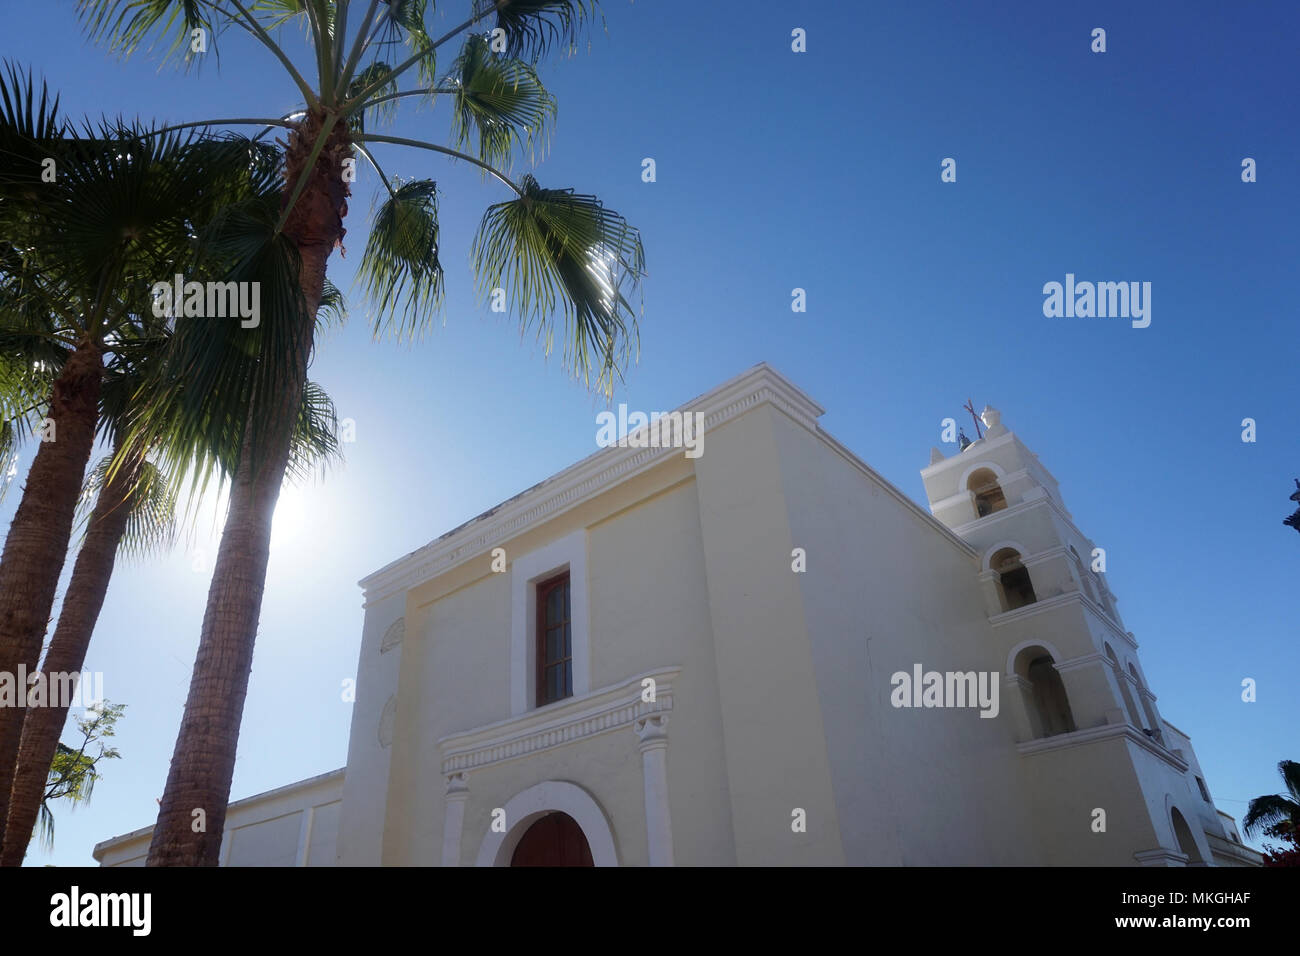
[0,67,310,844]
[1243,760,1300,840]
[0,356,342,866]
[76,0,645,865]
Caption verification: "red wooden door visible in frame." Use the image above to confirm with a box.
[510,812,595,867]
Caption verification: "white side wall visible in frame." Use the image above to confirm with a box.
[94,769,344,867]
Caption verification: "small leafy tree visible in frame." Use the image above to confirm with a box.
[35,701,125,853]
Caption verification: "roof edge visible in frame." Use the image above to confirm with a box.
[357,362,825,604]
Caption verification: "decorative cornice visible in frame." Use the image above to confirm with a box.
[1134,847,1189,866]
[439,667,681,775]
[1020,545,1069,568]
[1016,721,1190,772]
[1053,652,1108,673]
[1204,832,1264,866]
[988,590,1077,624]
[919,430,1017,477]
[358,364,824,606]
[989,591,1138,651]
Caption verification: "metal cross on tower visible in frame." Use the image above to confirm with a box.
[962,399,984,440]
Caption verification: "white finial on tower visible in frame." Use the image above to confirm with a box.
[981,405,1008,439]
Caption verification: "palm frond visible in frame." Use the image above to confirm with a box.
[250,0,313,32]
[109,133,311,506]
[446,33,555,169]
[1243,792,1300,838]
[75,0,320,104]
[127,203,307,500]
[470,173,644,395]
[0,61,64,170]
[346,62,399,132]
[383,0,438,86]
[286,379,342,481]
[119,459,178,558]
[1282,760,1300,804]
[359,177,443,338]
[75,0,215,66]
[81,454,179,560]
[0,419,24,504]
[472,0,601,60]
[317,277,347,329]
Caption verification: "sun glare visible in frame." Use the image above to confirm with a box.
[270,485,310,551]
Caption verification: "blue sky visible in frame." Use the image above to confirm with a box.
[3,0,1296,864]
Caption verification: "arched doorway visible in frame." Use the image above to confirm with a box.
[990,547,1037,611]
[1011,645,1077,738]
[477,780,619,866]
[1170,808,1205,864]
[510,812,594,867]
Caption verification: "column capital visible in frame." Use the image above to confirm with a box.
[635,713,669,749]
[446,771,469,798]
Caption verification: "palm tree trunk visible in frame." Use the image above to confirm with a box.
[0,341,103,851]
[146,113,349,866]
[0,443,139,866]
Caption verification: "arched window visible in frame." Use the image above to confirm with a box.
[1128,663,1161,735]
[1105,644,1140,727]
[968,468,1008,518]
[991,547,1037,611]
[1069,546,1098,601]
[1170,808,1204,864]
[1013,647,1077,738]
[1091,565,1115,618]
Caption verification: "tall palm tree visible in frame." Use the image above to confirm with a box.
[0,68,310,843]
[77,0,645,865]
[1243,759,1300,840]
[0,354,343,866]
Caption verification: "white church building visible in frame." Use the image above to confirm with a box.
[94,364,1261,866]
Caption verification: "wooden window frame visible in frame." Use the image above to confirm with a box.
[535,571,573,706]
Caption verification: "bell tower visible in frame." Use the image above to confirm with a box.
[921,404,1147,734]
[918,406,1232,864]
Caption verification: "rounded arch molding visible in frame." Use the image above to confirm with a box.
[959,459,1008,492]
[475,780,619,867]
[1162,793,1213,864]
[983,540,1032,571]
[1004,637,1067,676]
